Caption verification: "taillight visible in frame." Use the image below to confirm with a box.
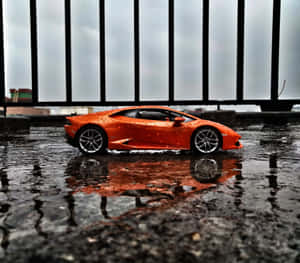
[65,118,72,125]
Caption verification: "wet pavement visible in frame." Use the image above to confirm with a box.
[0,124,300,262]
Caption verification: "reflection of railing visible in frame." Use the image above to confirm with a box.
[31,162,48,239]
[0,148,81,252]
[267,153,280,211]
[0,0,299,109]
[0,146,10,254]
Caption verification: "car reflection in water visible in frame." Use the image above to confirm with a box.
[65,153,241,219]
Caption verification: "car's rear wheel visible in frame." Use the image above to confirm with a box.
[192,127,221,154]
[77,126,107,154]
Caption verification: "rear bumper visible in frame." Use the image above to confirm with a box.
[65,133,77,147]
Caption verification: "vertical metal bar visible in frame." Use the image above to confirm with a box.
[169,0,174,102]
[30,0,38,104]
[271,0,281,101]
[237,0,245,102]
[203,0,209,102]
[65,0,72,103]
[0,0,5,107]
[134,0,140,102]
[100,0,106,102]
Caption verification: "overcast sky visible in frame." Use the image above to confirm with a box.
[3,0,300,101]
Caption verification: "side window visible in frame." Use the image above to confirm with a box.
[137,110,170,121]
[114,108,195,122]
[168,111,195,122]
[115,109,137,118]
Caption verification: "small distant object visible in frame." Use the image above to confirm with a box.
[6,89,32,103]
[293,105,300,112]
[64,106,242,155]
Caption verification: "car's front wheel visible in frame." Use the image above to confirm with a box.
[77,125,107,154]
[192,127,221,154]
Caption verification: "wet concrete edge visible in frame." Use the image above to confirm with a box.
[1,111,300,130]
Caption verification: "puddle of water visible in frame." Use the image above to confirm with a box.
[0,124,300,256]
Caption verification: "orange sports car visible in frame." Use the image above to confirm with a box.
[64,106,242,154]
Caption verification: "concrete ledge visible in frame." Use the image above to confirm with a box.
[187,110,300,126]
[186,110,237,126]
[29,115,68,126]
[237,111,300,118]
[236,112,300,125]
[0,116,30,131]
[198,110,236,126]
[1,111,300,131]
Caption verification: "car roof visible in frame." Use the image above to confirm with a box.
[109,106,199,119]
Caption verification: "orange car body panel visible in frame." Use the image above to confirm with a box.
[64,106,242,151]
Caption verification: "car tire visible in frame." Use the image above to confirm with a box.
[192,127,221,154]
[76,125,107,154]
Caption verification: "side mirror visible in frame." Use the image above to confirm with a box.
[173,117,185,126]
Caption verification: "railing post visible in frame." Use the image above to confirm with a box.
[203,0,209,102]
[169,0,174,103]
[0,0,5,111]
[134,0,140,103]
[99,0,106,103]
[30,0,38,104]
[237,0,245,102]
[271,0,281,101]
[65,0,72,104]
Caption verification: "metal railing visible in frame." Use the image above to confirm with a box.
[0,0,299,109]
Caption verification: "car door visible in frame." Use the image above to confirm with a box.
[132,109,187,149]
[108,109,140,145]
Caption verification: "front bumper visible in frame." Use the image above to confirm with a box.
[223,139,243,150]
[222,133,243,150]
